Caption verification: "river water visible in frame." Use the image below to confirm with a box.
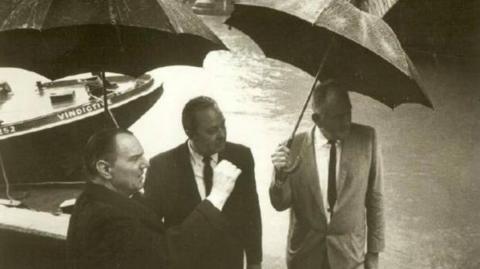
[1,15,479,269]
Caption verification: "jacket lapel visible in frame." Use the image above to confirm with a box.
[336,132,352,198]
[178,142,202,205]
[301,128,328,221]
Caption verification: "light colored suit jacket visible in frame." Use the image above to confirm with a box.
[270,123,385,269]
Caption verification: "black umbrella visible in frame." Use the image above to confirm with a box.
[0,0,227,128]
[0,0,226,205]
[0,0,226,80]
[226,0,433,146]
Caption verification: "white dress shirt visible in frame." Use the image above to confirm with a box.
[188,140,219,200]
[313,127,341,224]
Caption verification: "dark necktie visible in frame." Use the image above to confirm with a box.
[202,156,213,196]
[327,140,337,217]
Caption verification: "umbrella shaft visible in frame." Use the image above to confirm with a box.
[0,150,14,202]
[100,72,119,128]
[287,38,335,148]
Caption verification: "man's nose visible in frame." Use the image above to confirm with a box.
[219,127,226,139]
[140,156,150,169]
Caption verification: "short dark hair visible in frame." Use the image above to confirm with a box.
[83,128,133,178]
[312,79,351,113]
[182,96,218,137]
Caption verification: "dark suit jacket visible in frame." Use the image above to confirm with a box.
[144,142,262,269]
[270,123,385,269]
[66,183,228,269]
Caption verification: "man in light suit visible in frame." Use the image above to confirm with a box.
[144,96,262,269]
[270,80,385,269]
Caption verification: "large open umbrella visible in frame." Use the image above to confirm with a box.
[0,0,227,127]
[0,0,226,80]
[226,0,433,146]
[0,0,227,205]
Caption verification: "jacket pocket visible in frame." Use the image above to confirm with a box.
[288,229,324,260]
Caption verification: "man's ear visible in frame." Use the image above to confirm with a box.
[185,128,196,140]
[96,160,112,179]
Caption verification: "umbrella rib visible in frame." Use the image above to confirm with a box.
[155,0,183,33]
[0,1,20,30]
[37,0,55,30]
[108,0,127,51]
[365,0,399,17]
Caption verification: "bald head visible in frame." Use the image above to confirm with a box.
[311,80,352,140]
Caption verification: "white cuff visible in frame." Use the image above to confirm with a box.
[206,192,228,211]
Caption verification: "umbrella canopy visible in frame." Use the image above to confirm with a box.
[226,0,433,108]
[351,0,398,17]
[384,0,479,61]
[0,0,227,80]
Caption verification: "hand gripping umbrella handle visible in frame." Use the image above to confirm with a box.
[283,38,335,173]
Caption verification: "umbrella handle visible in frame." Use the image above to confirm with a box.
[286,38,335,149]
[281,39,335,175]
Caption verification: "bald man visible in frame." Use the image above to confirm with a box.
[270,80,385,269]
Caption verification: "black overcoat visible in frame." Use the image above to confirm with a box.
[67,183,228,269]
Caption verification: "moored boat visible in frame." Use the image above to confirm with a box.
[0,73,162,269]
[0,74,163,185]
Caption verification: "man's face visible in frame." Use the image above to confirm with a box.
[190,106,227,156]
[108,134,149,196]
[313,92,352,141]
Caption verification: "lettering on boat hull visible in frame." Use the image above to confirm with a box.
[56,102,105,121]
[0,126,15,135]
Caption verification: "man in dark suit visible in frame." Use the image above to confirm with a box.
[144,96,262,269]
[270,81,385,269]
[67,128,242,269]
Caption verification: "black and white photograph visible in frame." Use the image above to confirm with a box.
[0,0,478,268]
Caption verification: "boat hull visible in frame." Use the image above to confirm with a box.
[0,75,162,184]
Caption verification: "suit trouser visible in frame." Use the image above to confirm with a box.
[289,243,330,269]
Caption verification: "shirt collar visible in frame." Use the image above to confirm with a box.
[314,126,340,147]
[188,140,219,164]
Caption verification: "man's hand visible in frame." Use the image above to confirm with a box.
[271,144,290,171]
[365,252,379,269]
[247,264,261,269]
[207,160,241,210]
